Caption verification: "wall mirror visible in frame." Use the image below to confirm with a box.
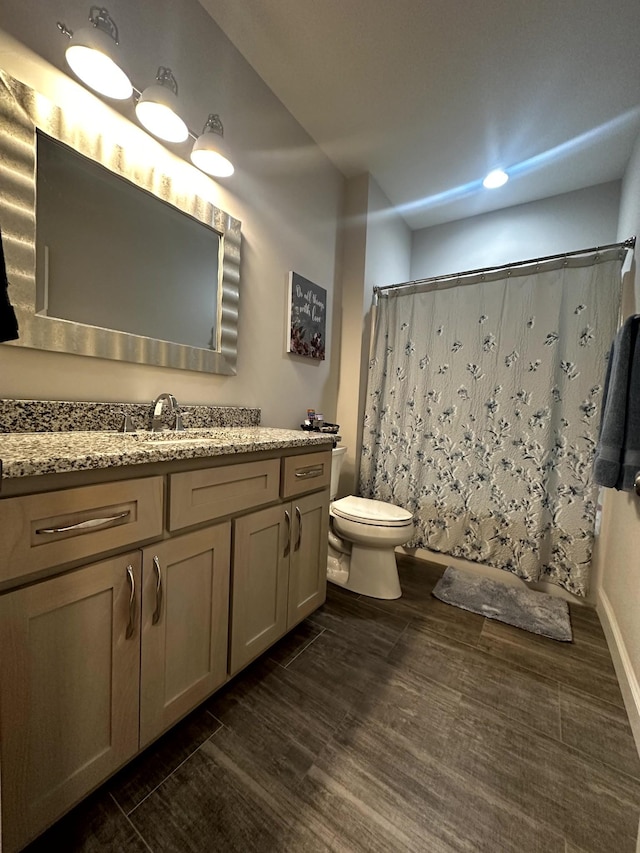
[0,69,241,374]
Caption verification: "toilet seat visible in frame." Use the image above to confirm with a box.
[331,495,413,527]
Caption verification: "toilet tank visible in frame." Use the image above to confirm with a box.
[330,446,347,500]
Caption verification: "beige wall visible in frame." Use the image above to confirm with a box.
[335,175,369,495]
[411,182,622,279]
[593,128,640,749]
[335,174,411,496]
[0,1,344,429]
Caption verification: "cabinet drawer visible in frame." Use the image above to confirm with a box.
[0,477,164,584]
[168,459,280,531]
[281,450,331,498]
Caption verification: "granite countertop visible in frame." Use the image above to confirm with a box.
[0,427,335,480]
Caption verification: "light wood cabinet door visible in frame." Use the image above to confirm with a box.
[288,489,329,626]
[0,553,141,853]
[229,490,329,675]
[229,504,289,675]
[139,523,231,747]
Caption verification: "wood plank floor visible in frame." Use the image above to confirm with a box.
[24,557,640,853]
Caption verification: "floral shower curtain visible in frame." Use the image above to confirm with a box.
[359,250,624,596]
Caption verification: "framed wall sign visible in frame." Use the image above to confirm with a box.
[286,271,326,360]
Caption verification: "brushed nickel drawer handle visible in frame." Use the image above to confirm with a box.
[294,466,323,479]
[126,565,136,639]
[284,510,291,558]
[36,510,131,535]
[152,555,163,625]
[635,471,640,497]
[295,506,302,551]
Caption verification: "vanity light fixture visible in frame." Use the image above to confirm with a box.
[57,9,235,176]
[482,168,509,189]
[57,7,133,100]
[135,67,189,143]
[190,114,235,177]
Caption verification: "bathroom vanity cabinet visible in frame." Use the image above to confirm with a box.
[0,440,331,852]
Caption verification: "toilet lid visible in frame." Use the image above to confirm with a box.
[331,495,413,527]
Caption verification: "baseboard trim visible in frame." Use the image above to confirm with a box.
[397,546,588,605]
[597,588,640,755]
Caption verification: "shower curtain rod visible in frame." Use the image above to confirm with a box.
[373,236,636,298]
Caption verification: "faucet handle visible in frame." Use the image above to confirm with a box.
[174,411,185,431]
[120,411,135,433]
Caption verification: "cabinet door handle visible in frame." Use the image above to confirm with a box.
[294,506,302,551]
[294,466,323,480]
[36,509,131,535]
[126,565,136,639]
[152,555,163,625]
[284,510,291,557]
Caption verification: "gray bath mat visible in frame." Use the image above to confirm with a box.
[432,566,572,642]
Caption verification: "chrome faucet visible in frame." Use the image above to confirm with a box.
[151,393,184,432]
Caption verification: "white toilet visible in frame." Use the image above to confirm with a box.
[327,446,413,599]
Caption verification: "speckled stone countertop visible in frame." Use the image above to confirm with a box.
[0,399,261,433]
[0,428,334,480]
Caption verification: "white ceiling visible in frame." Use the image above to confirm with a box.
[200,0,640,231]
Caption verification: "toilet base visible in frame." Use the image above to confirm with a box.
[327,542,402,600]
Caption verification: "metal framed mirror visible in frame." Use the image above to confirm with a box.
[0,69,241,374]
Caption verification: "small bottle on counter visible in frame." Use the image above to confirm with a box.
[302,408,316,431]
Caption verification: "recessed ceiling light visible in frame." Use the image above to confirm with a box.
[483,169,509,189]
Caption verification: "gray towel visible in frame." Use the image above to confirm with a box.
[593,314,640,491]
[620,317,640,490]
[0,224,19,343]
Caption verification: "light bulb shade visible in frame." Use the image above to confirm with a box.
[65,23,133,99]
[135,73,189,143]
[191,134,234,177]
[190,115,234,177]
